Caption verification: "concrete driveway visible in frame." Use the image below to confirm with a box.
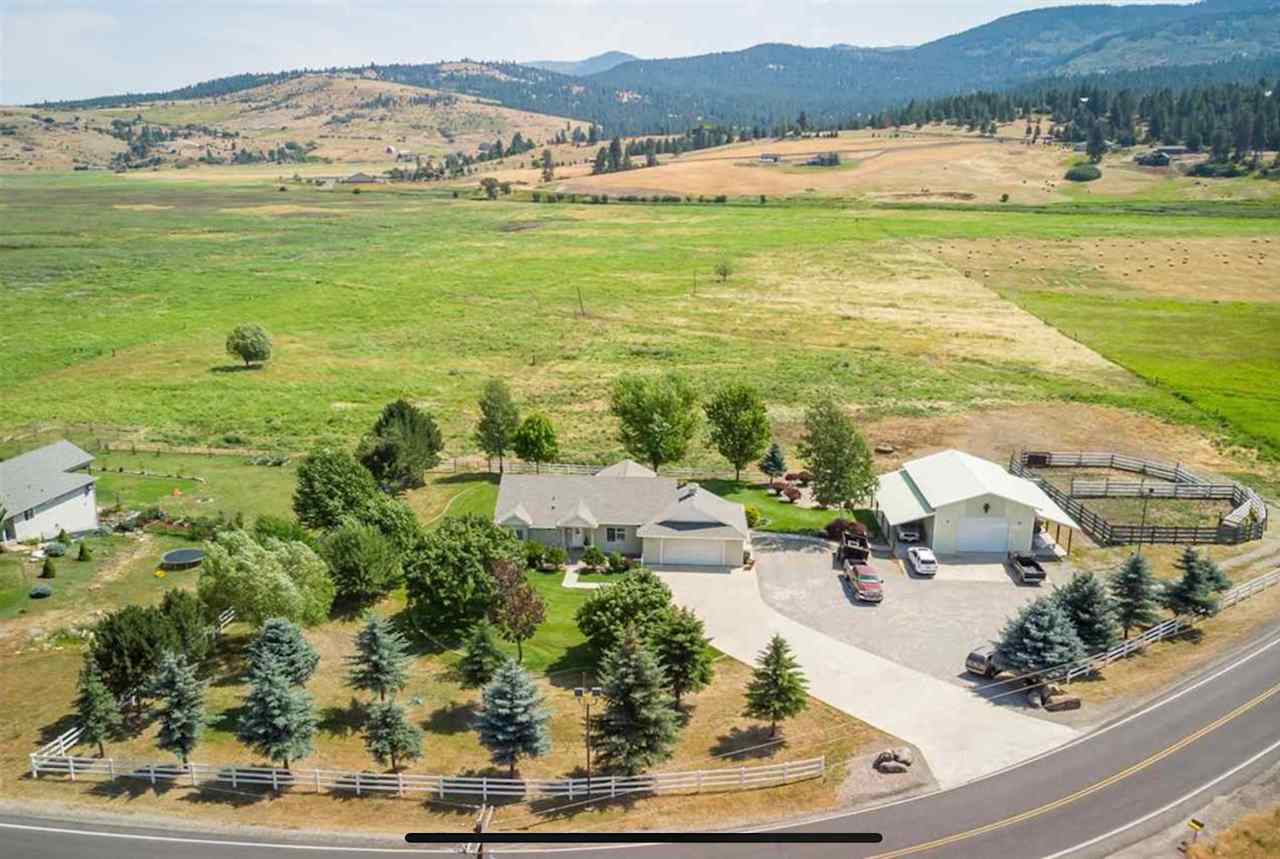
[762,538,1073,683]
[656,534,1079,789]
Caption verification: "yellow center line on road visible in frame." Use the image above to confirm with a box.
[869,680,1280,858]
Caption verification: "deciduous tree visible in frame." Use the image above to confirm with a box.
[225,323,272,367]
[512,413,559,473]
[404,515,523,636]
[575,568,673,653]
[198,530,334,626]
[321,518,402,604]
[489,560,545,664]
[796,398,875,508]
[704,382,770,481]
[609,373,700,473]
[357,399,444,492]
[293,448,379,531]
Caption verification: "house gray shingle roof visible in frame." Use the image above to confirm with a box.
[636,485,750,539]
[0,440,96,518]
[496,474,679,529]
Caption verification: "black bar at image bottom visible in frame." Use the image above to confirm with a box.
[405,832,884,844]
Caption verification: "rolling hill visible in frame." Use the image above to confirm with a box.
[526,51,639,76]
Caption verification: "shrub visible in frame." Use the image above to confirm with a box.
[403,515,523,637]
[44,542,67,557]
[1064,164,1101,182]
[607,552,631,574]
[77,542,92,562]
[575,568,672,652]
[823,517,867,541]
[524,540,547,570]
[782,486,802,503]
[41,557,57,578]
[581,544,607,572]
[544,546,568,570]
[797,470,813,486]
[784,472,799,482]
[744,505,764,528]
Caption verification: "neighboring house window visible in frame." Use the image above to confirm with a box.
[606,527,627,543]
[514,528,526,540]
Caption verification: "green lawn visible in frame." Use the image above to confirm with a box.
[4,174,1271,462]
[701,480,879,536]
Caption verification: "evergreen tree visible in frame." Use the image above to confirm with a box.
[758,442,787,487]
[1109,554,1162,639]
[357,399,444,492]
[594,630,678,773]
[743,634,809,737]
[1174,546,1231,593]
[540,148,555,183]
[364,700,424,771]
[653,607,714,708]
[1086,121,1107,163]
[476,658,551,776]
[458,620,505,687]
[153,651,205,767]
[703,382,771,481]
[347,615,411,702]
[996,595,1087,676]
[1164,549,1222,617]
[247,618,319,686]
[1052,573,1119,652]
[75,657,122,757]
[474,379,521,472]
[237,661,317,767]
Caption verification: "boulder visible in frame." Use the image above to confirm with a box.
[873,750,895,767]
[1026,688,1045,709]
[874,443,896,455]
[876,760,909,774]
[891,747,914,767]
[1044,696,1082,713]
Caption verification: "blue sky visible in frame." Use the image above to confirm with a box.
[1,1,1190,104]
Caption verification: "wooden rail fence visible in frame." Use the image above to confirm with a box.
[1011,451,1267,547]
[28,754,825,801]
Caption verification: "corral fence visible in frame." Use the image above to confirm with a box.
[28,753,825,802]
[1010,451,1267,546]
[1062,566,1280,681]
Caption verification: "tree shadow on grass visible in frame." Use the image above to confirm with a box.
[710,725,786,761]
[36,712,82,748]
[545,644,598,684]
[86,769,183,801]
[208,364,264,374]
[207,705,246,736]
[318,697,369,738]
[422,700,477,735]
[206,633,251,688]
[435,472,499,488]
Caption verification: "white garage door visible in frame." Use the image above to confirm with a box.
[955,518,1010,553]
[660,539,725,566]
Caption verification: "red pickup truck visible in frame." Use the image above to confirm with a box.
[842,562,883,603]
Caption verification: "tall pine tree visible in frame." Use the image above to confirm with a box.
[347,614,411,703]
[476,658,551,777]
[237,661,317,768]
[364,700,424,771]
[75,657,122,757]
[996,595,1087,676]
[247,618,319,686]
[474,379,520,473]
[1052,573,1119,652]
[593,629,679,774]
[743,634,809,737]
[758,442,787,487]
[653,607,715,709]
[458,620,505,688]
[1109,554,1162,639]
[153,651,205,767]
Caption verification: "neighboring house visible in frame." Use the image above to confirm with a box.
[873,449,1077,555]
[494,460,750,567]
[0,440,99,542]
[342,172,383,184]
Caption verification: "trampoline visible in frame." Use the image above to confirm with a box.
[160,548,205,571]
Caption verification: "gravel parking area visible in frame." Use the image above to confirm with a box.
[755,533,1075,685]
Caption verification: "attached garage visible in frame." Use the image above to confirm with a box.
[644,537,741,567]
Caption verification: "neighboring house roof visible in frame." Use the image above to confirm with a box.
[495,474,679,529]
[594,459,657,478]
[0,440,96,518]
[875,449,1078,529]
[635,484,750,540]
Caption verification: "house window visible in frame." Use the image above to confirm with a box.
[606,527,627,543]
[24,510,33,521]
[513,528,526,541]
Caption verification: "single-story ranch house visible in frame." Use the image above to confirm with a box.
[873,449,1078,555]
[495,460,750,567]
[0,440,99,542]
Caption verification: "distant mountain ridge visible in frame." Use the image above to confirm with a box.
[526,51,638,76]
[36,0,1280,134]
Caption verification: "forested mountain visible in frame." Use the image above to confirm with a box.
[526,51,638,76]
[35,0,1280,136]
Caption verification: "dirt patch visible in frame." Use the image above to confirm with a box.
[220,205,346,217]
[863,403,1246,476]
[111,204,174,212]
[929,237,1280,304]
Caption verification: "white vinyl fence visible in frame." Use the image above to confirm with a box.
[28,753,825,801]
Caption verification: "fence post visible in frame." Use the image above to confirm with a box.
[272,769,278,793]
[610,776,616,799]
[355,772,361,796]
[191,764,198,787]
[68,757,76,782]
[398,771,404,798]
[739,766,745,788]
[149,763,156,786]
[30,754,38,780]
[697,771,703,793]
[315,769,321,793]
[231,768,237,788]
[482,777,488,803]
[108,758,115,779]
[783,761,790,782]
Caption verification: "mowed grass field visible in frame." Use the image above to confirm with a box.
[3,171,1276,466]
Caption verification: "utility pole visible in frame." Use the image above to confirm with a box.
[574,681,603,795]
[1137,486,1155,556]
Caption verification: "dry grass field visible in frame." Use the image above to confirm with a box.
[0,74,583,173]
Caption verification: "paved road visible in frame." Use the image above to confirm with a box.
[657,538,1080,787]
[4,626,1278,859]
